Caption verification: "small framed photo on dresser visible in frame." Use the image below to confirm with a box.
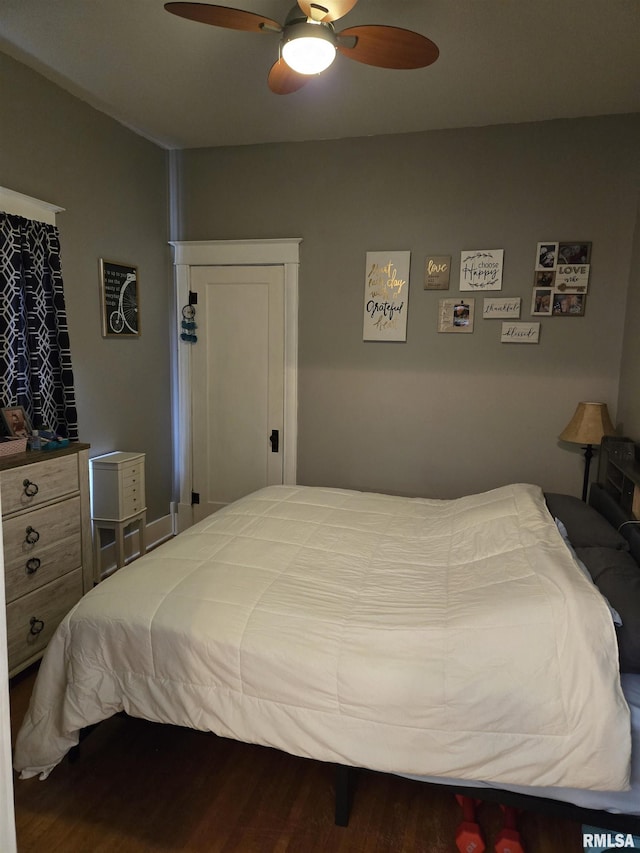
[1,406,32,438]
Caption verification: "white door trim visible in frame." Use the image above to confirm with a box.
[169,239,301,532]
[0,504,17,853]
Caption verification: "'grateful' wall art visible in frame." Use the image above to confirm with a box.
[363,251,410,341]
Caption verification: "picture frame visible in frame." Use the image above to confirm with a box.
[534,270,555,288]
[535,242,558,271]
[531,287,553,316]
[557,242,591,265]
[1,405,32,437]
[552,293,586,316]
[99,259,140,337]
[438,298,475,333]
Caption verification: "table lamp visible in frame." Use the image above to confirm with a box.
[559,401,616,501]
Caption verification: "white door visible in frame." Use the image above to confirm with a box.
[190,265,285,521]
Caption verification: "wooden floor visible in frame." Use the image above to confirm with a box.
[10,664,584,853]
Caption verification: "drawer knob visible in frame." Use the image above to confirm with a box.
[25,526,40,544]
[23,479,39,497]
[25,557,41,574]
[29,617,45,636]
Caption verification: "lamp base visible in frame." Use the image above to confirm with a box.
[581,443,594,502]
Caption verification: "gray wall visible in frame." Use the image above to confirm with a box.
[0,52,171,522]
[177,114,640,499]
[2,45,639,505]
[618,191,640,438]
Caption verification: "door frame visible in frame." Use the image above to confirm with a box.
[169,239,301,532]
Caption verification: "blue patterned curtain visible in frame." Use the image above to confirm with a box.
[0,213,78,440]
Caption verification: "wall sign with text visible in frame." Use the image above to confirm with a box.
[501,322,540,344]
[482,297,521,319]
[424,255,451,290]
[99,259,140,337]
[460,249,504,291]
[363,251,410,342]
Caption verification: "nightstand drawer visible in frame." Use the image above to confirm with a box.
[0,453,78,516]
[122,484,143,516]
[7,569,82,674]
[3,496,82,602]
[122,464,143,485]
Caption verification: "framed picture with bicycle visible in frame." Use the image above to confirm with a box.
[99,259,140,337]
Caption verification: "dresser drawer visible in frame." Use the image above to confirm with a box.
[3,496,82,602]
[7,569,82,674]
[0,453,79,516]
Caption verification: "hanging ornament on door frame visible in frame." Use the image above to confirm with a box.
[181,304,197,343]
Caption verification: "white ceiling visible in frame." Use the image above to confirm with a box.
[1,0,639,150]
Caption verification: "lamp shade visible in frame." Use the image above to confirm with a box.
[282,22,337,75]
[559,401,616,446]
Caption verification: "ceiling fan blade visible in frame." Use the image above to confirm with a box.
[337,25,439,69]
[297,0,358,23]
[268,58,310,95]
[164,3,282,33]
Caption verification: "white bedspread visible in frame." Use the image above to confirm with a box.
[14,484,631,789]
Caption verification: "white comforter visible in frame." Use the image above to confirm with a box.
[14,484,631,789]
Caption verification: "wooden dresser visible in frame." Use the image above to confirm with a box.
[1,443,92,677]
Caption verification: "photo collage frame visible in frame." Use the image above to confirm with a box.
[531,241,591,317]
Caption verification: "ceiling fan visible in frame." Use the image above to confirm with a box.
[164,1,439,94]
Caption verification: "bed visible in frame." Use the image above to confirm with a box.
[397,484,640,833]
[12,477,640,831]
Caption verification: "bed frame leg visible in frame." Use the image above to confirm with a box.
[335,764,356,826]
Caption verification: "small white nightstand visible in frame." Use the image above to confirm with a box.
[90,451,146,581]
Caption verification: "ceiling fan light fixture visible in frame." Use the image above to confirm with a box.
[282,21,337,75]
